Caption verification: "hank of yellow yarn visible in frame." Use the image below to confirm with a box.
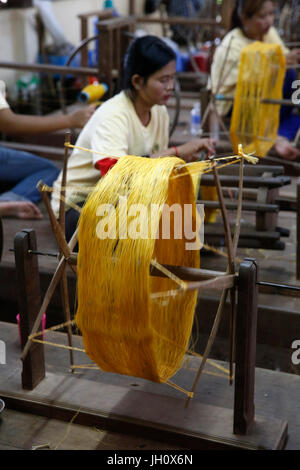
[75,155,208,383]
[230,41,286,157]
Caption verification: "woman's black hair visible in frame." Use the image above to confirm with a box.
[230,0,276,30]
[122,35,176,90]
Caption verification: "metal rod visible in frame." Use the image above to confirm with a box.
[257,281,300,292]
[214,94,300,108]
[9,248,58,258]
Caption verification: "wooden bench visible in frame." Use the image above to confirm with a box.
[199,164,292,250]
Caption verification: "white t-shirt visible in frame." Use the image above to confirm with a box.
[0,80,9,111]
[51,91,170,216]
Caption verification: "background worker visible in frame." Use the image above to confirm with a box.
[0,79,95,219]
[210,0,300,161]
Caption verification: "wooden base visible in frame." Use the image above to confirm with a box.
[1,321,292,450]
[1,371,287,451]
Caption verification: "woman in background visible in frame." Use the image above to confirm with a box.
[210,0,300,161]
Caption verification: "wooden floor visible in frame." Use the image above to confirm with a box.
[0,409,185,451]
[1,321,300,450]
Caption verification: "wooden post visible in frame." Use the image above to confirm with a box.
[97,17,135,96]
[256,172,278,232]
[297,178,300,279]
[14,229,45,390]
[221,0,235,31]
[200,88,211,134]
[234,258,258,435]
[97,22,115,97]
[80,17,89,68]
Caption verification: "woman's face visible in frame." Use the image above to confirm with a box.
[136,60,176,107]
[242,1,276,40]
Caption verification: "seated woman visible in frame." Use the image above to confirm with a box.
[51,35,215,241]
[210,0,300,161]
[0,79,95,219]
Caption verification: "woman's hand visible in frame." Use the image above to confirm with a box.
[274,136,300,161]
[68,104,96,129]
[177,138,216,162]
[0,201,43,219]
[286,49,300,66]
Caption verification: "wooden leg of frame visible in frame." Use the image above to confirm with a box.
[234,258,258,435]
[14,229,45,390]
[296,178,300,280]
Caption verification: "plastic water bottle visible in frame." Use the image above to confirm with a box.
[190,101,202,136]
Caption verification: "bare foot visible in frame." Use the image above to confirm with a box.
[0,201,43,219]
[274,137,300,161]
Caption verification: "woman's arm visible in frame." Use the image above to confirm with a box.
[151,138,216,161]
[0,105,95,135]
[0,201,42,219]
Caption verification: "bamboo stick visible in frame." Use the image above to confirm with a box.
[21,229,78,362]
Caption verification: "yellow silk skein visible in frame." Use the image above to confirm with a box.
[75,155,210,383]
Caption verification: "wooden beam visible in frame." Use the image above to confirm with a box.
[198,200,279,213]
[129,0,135,15]
[0,61,99,77]
[221,0,235,31]
[200,174,291,189]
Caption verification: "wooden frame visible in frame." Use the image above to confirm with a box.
[77,8,115,70]
[8,131,288,449]
[13,232,288,449]
[14,229,45,390]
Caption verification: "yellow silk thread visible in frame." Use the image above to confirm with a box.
[230,42,286,157]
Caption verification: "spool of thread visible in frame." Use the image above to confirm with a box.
[79,83,108,104]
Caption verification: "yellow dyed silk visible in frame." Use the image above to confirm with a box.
[230,42,286,157]
[75,155,209,383]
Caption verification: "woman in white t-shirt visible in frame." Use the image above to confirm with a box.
[51,35,215,241]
